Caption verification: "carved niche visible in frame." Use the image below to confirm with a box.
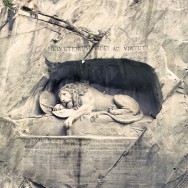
[9,59,162,137]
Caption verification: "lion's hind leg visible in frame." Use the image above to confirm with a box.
[108,108,129,115]
[112,94,140,115]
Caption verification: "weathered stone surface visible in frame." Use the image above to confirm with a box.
[0,0,188,187]
[19,136,136,187]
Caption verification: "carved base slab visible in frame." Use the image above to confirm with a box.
[22,115,153,137]
[71,115,153,137]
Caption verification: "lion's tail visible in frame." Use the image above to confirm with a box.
[101,110,144,124]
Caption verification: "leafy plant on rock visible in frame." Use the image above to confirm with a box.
[2,0,14,9]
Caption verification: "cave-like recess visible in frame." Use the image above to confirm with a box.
[45,58,163,117]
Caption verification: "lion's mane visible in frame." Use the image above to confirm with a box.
[59,83,88,109]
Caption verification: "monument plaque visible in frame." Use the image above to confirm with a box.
[20,136,137,187]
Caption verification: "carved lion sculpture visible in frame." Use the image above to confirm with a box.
[53,83,143,127]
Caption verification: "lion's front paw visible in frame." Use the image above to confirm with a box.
[109,109,121,115]
[53,104,64,111]
[90,114,99,123]
[64,117,74,127]
[109,109,115,115]
[108,105,116,113]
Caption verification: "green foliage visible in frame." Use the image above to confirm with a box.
[88,32,93,39]
[2,0,14,9]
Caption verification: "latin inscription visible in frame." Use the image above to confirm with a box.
[47,45,148,52]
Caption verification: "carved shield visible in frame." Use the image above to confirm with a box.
[52,109,75,118]
[39,91,56,114]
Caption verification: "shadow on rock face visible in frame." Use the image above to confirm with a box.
[46,58,163,117]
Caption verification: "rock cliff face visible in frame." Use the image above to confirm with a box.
[0,0,188,187]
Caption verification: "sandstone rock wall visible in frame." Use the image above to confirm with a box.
[0,0,187,187]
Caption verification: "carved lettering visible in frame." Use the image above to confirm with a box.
[47,45,148,52]
[21,137,134,186]
[95,45,110,51]
[124,45,148,52]
[113,47,119,51]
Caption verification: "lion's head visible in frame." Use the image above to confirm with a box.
[58,83,88,109]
